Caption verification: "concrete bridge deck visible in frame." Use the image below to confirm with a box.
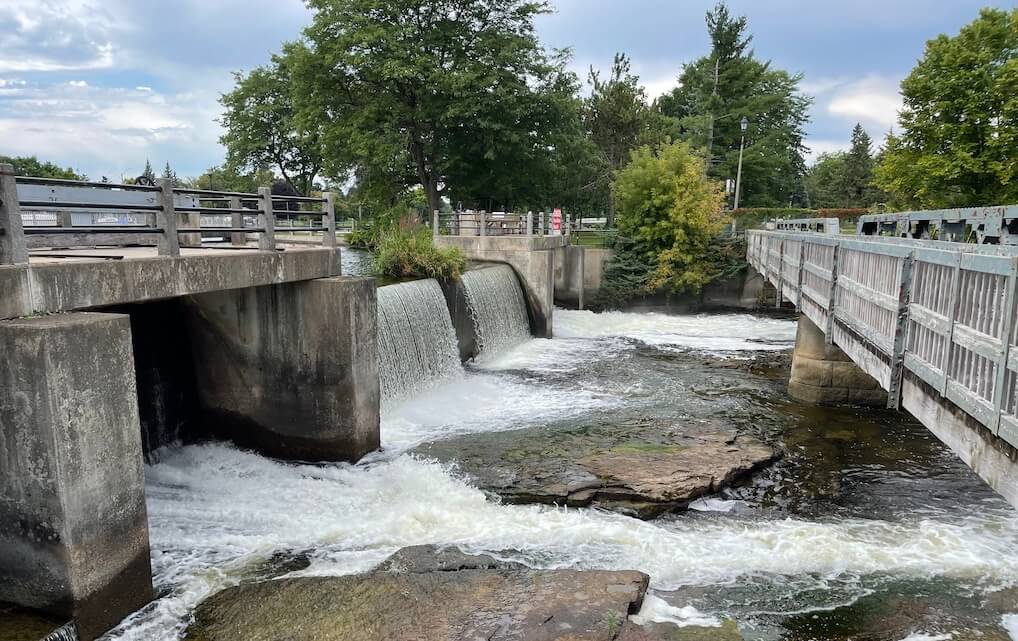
[748,227,1018,507]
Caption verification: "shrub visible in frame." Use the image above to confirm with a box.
[614,140,727,293]
[373,228,466,279]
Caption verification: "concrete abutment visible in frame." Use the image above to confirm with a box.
[0,313,154,641]
[788,315,887,407]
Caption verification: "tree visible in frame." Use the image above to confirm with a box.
[293,0,576,214]
[220,48,327,196]
[656,2,811,207]
[185,165,275,194]
[805,123,885,208]
[614,141,726,293]
[0,155,86,180]
[585,53,663,226]
[875,8,1018,209]
[161,162,179,186]
[141,159,156,183]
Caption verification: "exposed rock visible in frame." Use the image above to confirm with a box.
[417,424,779,519]
[186,546,649,641]
[618,620,743,641]
[377,545,526,574]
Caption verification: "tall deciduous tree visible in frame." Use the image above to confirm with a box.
[293,0,576,214]
[656,2,811,207]
[875,8,1018,208]
[220,49,327,196]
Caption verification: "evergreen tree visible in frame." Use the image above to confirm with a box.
[140,159,156,184]
[161,162,178,186]
[655,2,811,207]
[805,123,885,208]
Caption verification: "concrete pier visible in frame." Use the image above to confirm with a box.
[788,316,887,407]
[186,277,380,461]
[0,313,153,641]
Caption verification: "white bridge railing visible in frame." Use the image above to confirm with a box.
[748,229,1018,450]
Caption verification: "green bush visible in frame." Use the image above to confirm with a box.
[373,228,466,279]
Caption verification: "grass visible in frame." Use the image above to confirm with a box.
[372,227,466,280]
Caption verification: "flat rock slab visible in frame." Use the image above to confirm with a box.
[417,423,778,519]
[186,546,649,641]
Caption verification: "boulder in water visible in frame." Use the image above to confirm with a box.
[417,424,779,519]
[185,545,649,641]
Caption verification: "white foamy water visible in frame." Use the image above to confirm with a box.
[104,310,1018,640]
[1004,614,1018,641]
[109,445,1018,640]
[553,309,796,352]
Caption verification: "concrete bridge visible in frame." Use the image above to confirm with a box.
[747,221,1018,509]
[0,165,379,639]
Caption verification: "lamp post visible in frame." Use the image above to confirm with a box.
[733,116,749,210]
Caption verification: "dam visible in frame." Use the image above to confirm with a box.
[3,172,1018,641]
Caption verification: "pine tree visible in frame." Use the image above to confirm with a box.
[161,162,178,186]
[655,2,811,207]
[140,159,156,184]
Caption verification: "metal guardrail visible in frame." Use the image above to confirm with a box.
[771,217,841,234]
[857,205,1018,244]
[0,163,337,264]
[433,210,568,238]
[748,228,1018,450]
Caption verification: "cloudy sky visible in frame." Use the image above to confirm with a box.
[0,0,998,181]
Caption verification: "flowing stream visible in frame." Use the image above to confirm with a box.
[106,305,1018,641]
[461,265,531,358]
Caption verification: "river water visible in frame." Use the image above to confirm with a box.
[106,309,1018,641]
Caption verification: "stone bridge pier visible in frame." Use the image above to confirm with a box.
[788,316,887,407]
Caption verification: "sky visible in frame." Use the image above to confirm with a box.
[0,0,1005,181]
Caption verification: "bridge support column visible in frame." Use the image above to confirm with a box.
[788,316,886,407]
[185,277,380,462]
[0,313,153,640]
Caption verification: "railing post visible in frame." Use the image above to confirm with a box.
[774,239,784,308]
[539,211,546,236]
[795,239,805,311]
[258,187,276,251]
[479,211,487,237]
[992,259,1018,434]
[941,256,964,395]
[887,250,916,410]
[825,241,840,345]
[527,211,534,237]
[155,178,180,257]
[433,210,440,238]
[0,164,28,265]
[229,196,246,246]
[323,192,337,248]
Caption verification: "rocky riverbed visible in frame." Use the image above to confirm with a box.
[416,422,779,519]
[185,546,738,641]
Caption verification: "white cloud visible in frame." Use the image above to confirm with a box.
[67,80,88,87]
[804,139,850,164]
[0,1,121,72]
[0,82,222,179]
[826,75,903,131]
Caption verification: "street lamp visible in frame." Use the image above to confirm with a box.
[733,116,749,210]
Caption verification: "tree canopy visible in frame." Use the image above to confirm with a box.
[805,124,885,208]
[220,50,327,196]
[0,155,86,180]
[655,3,811,208]
[292,0,582,214]
[875,8,1018,209]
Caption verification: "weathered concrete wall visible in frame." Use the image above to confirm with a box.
[185,277,380,462]
[439,276,478,362]
[0,246,339,320]
[902,373,1018,508]
[582,248,613,299]
[435,236,562,338]
[0,313,153,641]
[553,245,585,309]
[788,315,887,407]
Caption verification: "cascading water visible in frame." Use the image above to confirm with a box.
[461,265,531,357]
[375,279,461,402]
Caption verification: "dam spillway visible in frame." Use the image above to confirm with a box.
[376,278,462,402]
[461,264,531,358]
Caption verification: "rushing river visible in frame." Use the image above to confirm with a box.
[107,309,1018,641]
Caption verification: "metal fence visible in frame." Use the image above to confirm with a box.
[748,228,1018,449]
[857,205,1018,244]
[0,163,337,264]
[433,210,570,237]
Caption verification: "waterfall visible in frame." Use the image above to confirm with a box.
[461,265,531,357]
[376,279,462,402]
[41,623,78,641]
